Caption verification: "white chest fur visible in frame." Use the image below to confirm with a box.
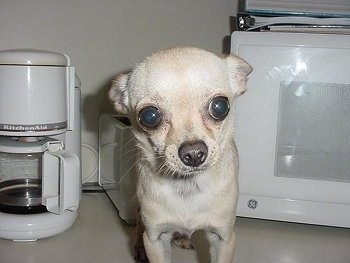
[138,167,238,236]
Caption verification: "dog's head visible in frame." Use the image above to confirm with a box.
[109,47,251,178]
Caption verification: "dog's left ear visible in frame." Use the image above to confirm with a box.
[225,55,252,96]
[109,73,130,114]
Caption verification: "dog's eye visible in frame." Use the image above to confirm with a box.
[208,96,230,120]
[138,106,162,129]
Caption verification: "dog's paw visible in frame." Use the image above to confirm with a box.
[134,244,149,263]
[172,238,195,250]
[171,232,194,250]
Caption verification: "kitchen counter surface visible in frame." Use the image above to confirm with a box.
[1,192,350,263]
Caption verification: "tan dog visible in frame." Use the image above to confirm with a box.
[109,47,252,263]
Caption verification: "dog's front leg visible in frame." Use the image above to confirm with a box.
[143,231,172,263]
[207,229,236,263]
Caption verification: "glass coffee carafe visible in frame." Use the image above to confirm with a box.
[0,136,79,216]
[0,137,50,214]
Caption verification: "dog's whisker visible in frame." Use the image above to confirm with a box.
[120,148,140,162]
[122,144,138,153]
[170,169,178,180]
[156,161,169,177]
[114,157,141,185]
[126,134,137,143]
[119,135,137,151]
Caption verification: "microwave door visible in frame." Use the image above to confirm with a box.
[231,31,350,228]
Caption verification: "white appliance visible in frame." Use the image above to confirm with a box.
[0,49,81,241]
[98,114,138,225]
[231,31,350,227]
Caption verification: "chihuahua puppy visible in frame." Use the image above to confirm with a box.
[109,47,252,263]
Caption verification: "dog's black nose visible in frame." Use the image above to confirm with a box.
[178,140,208,167]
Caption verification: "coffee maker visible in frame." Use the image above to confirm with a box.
[0,49,81,241]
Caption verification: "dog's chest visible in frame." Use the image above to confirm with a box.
[152,176,237,231]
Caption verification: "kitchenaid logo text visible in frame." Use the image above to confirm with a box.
[2,124,48,131]
[0,122,67,132]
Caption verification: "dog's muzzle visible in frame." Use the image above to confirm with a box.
[178,140,208,167]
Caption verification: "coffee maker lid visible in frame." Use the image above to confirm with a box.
[0,49,71,66]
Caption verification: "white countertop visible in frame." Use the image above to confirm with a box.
[0,192,350,263]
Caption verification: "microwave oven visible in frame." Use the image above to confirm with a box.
[231,31,350,228]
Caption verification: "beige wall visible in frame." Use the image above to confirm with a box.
[0,0,238,181]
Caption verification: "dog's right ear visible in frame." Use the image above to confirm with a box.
[109,73,130,114]
[225,55,252,96]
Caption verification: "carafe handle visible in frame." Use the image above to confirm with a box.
[42,141,80,214]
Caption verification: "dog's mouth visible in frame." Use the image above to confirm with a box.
[176,166,208,178]
[157,159,211,179]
